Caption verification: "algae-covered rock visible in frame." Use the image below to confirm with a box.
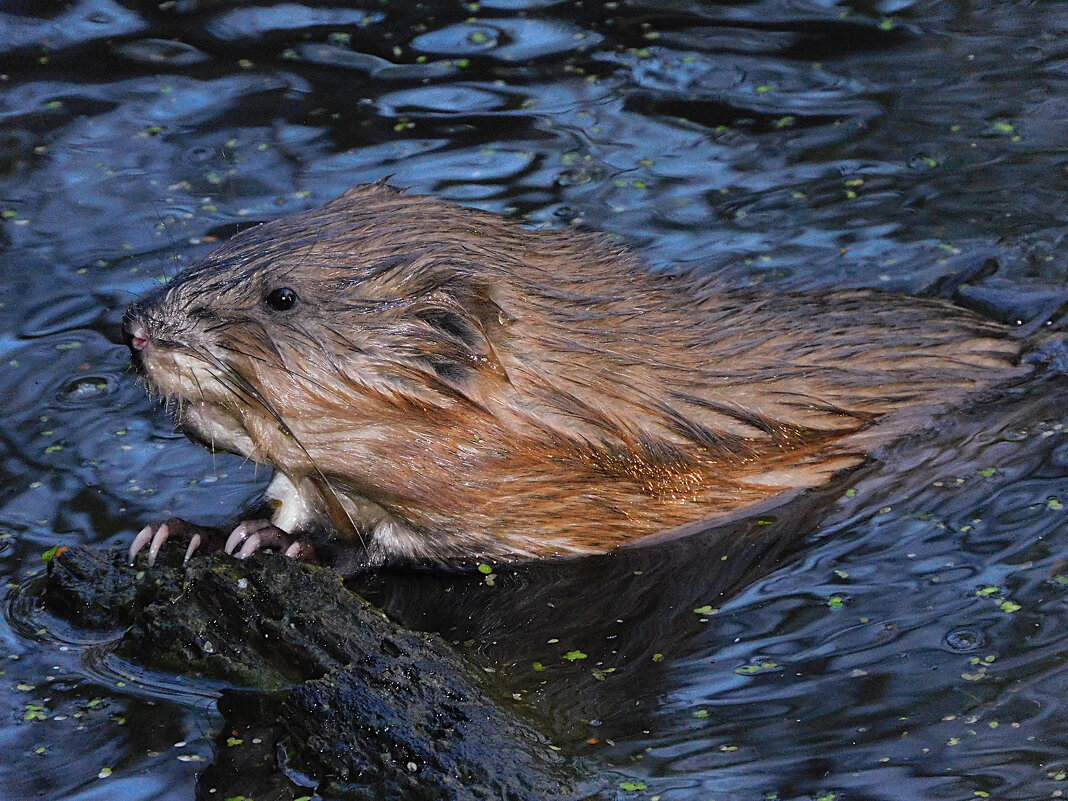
[44,546,585,800]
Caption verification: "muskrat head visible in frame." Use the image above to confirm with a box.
[122,183,532,500]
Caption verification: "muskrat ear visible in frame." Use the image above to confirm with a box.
[416,308,484,350]
[410,289,508,385]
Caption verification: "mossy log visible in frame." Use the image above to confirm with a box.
[44,545,589,800]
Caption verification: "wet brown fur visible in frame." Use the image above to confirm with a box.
[126,182,1029,564]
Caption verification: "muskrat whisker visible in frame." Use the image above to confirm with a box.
[189,345,368,551]
[186,357,220,471]
[184,348,280,470]
[203,315,264,336]
[165,351,183,424]
[145,200,184,282]
[213,340,354,408]
[187,358,207,405]
[112,288,142,303]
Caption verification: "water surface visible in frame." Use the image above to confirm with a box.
[2,0,1068,799]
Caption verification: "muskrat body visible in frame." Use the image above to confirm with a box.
[123,182,1029,567]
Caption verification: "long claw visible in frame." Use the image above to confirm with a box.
[225,524,250,555]
[147,522,170,567]
[129,524,155,564]
[235,533,263,560]
[285,540,314,560]
[183,533,202,565]
[226,520,273,554]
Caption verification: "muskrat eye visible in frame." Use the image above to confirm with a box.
[266,287,298,312]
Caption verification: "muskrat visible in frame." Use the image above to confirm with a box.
[122,181,1030,568]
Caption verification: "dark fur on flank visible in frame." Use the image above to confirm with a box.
[124,182,1029,565]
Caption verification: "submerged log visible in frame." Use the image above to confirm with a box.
[44,545,587,800]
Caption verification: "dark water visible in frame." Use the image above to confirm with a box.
[2,0,1068,799]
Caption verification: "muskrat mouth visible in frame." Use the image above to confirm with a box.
[130,341,260,459]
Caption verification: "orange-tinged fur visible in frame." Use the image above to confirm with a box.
[125,182,1029,565]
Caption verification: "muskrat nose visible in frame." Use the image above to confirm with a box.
[122,311,148,352]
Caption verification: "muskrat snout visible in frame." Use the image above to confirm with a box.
[121,308,149,354]
[124,323,148,353]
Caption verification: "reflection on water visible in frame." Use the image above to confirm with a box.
[2,0,1068,799]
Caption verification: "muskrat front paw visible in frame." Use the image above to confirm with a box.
[225,520,315,561]
[129,518,222,567]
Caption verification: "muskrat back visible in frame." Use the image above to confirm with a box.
[123,182,1029,566]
